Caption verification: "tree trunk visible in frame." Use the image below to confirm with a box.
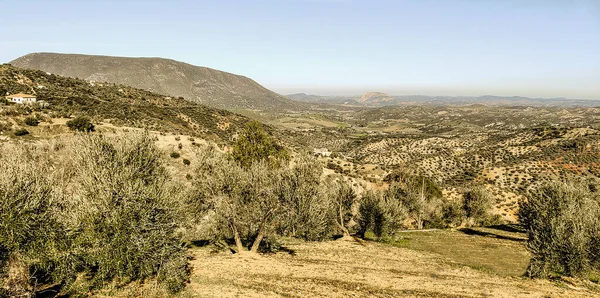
[338,203,350,237]
[250,208,276,253]
[418,177,425,230]
[229,221,245,253]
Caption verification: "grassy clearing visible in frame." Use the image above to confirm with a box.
[387,227,530,277]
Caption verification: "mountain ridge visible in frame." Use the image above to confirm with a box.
[10,52,298,111]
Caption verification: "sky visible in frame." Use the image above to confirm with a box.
[1,0,599,98]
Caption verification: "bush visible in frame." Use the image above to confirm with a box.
[232,121,288,168]
[170,152,181,158]
[183,158,190,166]
[69,133,188,293]
[0,146,70,296]
[358,189,406,239]
[276,155,335,241]
[13,129,29,136]
[519,181,600,278]
[66,116,94,132]
[463,186,499,226]
[23,116,39,126]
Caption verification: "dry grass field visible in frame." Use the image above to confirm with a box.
[185,233,599,298]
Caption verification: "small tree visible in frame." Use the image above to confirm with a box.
[276,155,335,241]
[66,116,94,132]
[13,129,29,136]
[190,146,282,253]
[388,175,442,230]
[357,189,406,239]
[329,180,356,237]
[231,121,288,168]
[463,186,498,227]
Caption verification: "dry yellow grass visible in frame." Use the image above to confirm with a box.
[186,237,599,298]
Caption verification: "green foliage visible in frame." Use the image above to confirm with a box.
[440,200,466,228]
[519,181,600,278]
[183,158,191,166]
[13,128,29,136]
[231,121,288,168]
[276,155,335,241]
[357,189,406,239]
[190,147,333,252]
[463,186,500,227]
[170,152,181,158]
[70,133,188,293]
[23,116,39,126]
[0,146,70,296]
[392,176,443,230]
[328,179,357,236]
[66,116,94,132]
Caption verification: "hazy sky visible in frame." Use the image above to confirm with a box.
[1,0,599,98]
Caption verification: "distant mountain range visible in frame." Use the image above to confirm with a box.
[287,92,600,108]
[10,53,298,111]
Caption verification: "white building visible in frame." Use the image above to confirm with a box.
[6,93,37,104]
[313,148,332,157]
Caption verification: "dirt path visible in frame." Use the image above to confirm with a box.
[187,239,599,298]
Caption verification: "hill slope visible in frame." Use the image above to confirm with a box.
[10,52,297,111]
[0,64,253,142]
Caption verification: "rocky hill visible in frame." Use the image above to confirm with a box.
[10,52,297,111]
[0,64,254,142]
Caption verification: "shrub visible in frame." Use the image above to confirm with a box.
[170,152,181,158]
[13,129,29,136]
[23,116,39,126]
[231,121,288,168]
[357,189,406,239]
[463,186,499,226]
[519,181,600,278]
[183,158,190,166]
[69,133,188,293]
[0,146,70,296]
[66,116,94,132]
[276,155,335,241]
[440,200,465,228]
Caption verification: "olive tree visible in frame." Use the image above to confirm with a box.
[519,181,600,278]
[0,146,70,296]
[328,179,357,237]
[69,133,189,293]
[463,186,499,227]
[357,189,407,239]
[191,146,282,253]
[276,154,335,241]
[387,175,442,230]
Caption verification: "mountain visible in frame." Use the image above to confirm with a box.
[357,92,395,104]
[10,52,297,111]
[0,64,254,142]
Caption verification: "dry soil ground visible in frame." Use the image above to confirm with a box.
[186,234,599,298]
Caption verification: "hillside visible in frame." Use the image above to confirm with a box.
[0,64,252,142]
[10,52,297,111]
